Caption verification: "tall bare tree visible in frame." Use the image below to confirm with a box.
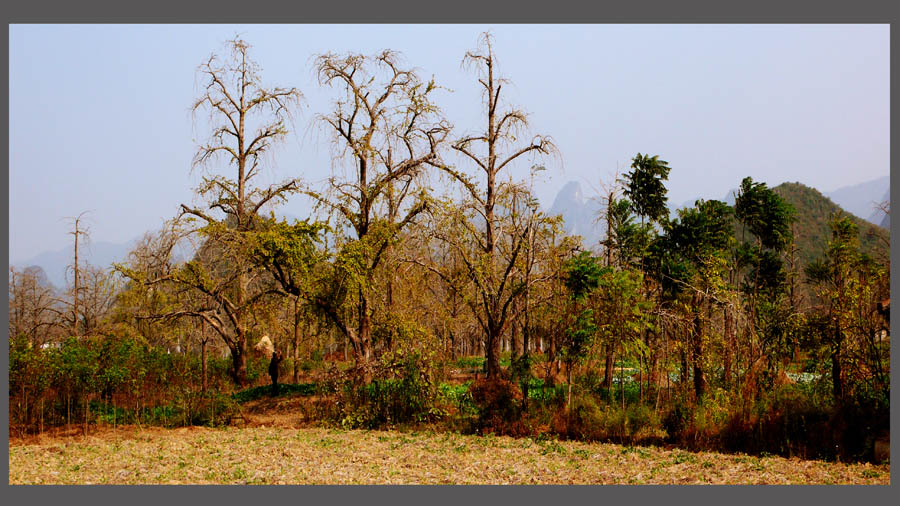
[435,33,557,379]
[119,39,303,386]
[64,211,91,336]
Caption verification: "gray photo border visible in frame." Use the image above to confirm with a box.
[3,0,897,505]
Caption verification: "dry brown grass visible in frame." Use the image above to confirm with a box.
[9,425,890,485]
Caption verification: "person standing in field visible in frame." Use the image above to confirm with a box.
[269,350,283,396]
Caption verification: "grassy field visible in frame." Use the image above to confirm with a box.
[9,425,890,485]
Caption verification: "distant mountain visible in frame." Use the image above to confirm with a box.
[12,238,141,289]
[722,187,739,207]
[825,175,889,227]
[12,233,199,289]
[865,188,890,229]
[549,178,888,274]
[771,182,889,269]
[12,265,53,290]
[548,181,604,248]
[11,210,314,290]
[667,188,739,219]
[667,199,695,216]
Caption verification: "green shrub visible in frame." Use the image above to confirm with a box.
[438,381,477,416]
[8,334,53,429]
[321,349,443,430]
[526,377,567,404]
[232,383,318,403]
[562,395,663,443]
[626,403,661,439]
[453,356,485,371]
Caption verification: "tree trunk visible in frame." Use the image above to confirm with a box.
[522,280,531,410]
[648,330,659,389]
[603,344,615,389]
[356,289,374,382]
[639,352,644,404]
[621,353,626,411]
[201,338,208,394]
[73,221,80,338]
[485,323,502,380]
[293,297,301,384]
[385,276,394,352]
[83,392,88,436]
[692,302,705,401]
[680,330,690,396]
[832,334,843,401]
[230,342,248,387]
[723,304,733,388]
[546,330,557,386]
[511,319,519,362]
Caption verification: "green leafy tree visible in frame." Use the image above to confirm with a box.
[733,176,796,385]
[561,251,603,410]
[619,155,671,400]
[805,214,889,401]
[604,198,654,269]
[734,177,794,251]
[592,266,652,407]
[250,218,328,382]
[623,153,672,227]
[665,199,734,400]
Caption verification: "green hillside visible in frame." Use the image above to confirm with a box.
[773,182,889,269]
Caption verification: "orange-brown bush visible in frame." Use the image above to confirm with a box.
[554,395,664,444]
[469,378,525,435]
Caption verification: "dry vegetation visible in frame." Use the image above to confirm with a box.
[8,35,891,485]
[9,425,890,485]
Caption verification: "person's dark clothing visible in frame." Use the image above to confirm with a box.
[269,351,283,396]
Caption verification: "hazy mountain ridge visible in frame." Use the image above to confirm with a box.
[547,181,604,248]
[12,178,889,290]
[11,213,307,290]
[824,175,889,227]
[868,189,890,228]
[546,178,889,265]
[12,236,201,290]
[12,238,141,289]
[771,182,889,269]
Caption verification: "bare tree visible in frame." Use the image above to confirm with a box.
[63,211,91,336]
[113,224,186,346]
[434,33,557,379]
[8,266,61,347]
[874,199,890,219]
[76,264,121,335]
[304,49,449,380]
[117,39,303,386]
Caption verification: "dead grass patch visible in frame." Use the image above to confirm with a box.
[9,426,890,485]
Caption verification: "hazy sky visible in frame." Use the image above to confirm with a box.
[9,24,890,263]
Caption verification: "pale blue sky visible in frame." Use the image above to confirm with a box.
[9,24,890,262]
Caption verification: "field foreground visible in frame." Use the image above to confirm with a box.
[9,426,890,485]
